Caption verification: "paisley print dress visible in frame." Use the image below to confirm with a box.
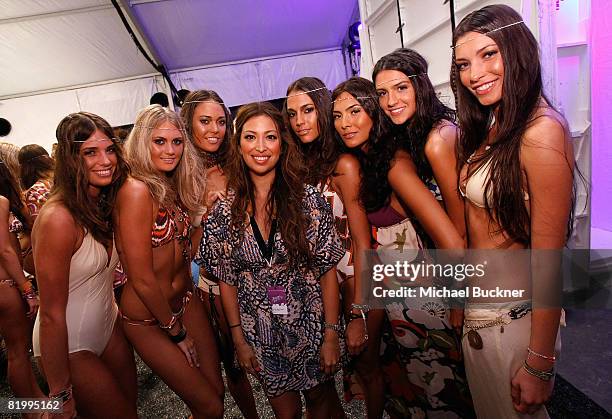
[197,185,345,397]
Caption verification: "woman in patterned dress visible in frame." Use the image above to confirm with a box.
[181,89,259,419]
[284,77,384,416]
[333,77,473,418]
[198,102,345,418]
[17,144,54,274]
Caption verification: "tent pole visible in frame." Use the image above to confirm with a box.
[111,0,180,103]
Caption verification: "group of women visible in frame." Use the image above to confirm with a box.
[0,5,575,419]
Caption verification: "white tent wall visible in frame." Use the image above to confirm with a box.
[357,0,592,251]
[357,0,525,106]
[170,49,348,107]
[0,74,170,151]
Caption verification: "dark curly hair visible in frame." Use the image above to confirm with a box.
[225,102,311,264]
[283,77,338,186]
[49,112,130,245]
[180,89,232,169]
[373,48,456,184]
[331,77,392,212]
[18,144,54,190]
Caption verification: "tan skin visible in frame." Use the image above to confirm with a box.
[374,70,466,329]
[218,114,342,419]
[114,122,224,419]
[32,133,137,419]
[188,100,259,419]
[0,196,43,419]
[455,32,572,414]
[289,89,384,418]
[334,92,465,414]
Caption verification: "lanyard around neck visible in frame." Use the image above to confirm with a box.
[250,215,277,264]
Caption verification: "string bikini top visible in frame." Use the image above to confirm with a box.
[151,204,192,261]
[460,146,529,209]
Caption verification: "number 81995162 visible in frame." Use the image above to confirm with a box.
[1,398,62,414]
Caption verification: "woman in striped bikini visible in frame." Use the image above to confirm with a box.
[115,105,224,419]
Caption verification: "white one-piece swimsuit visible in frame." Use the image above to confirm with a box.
[33,232,120,356]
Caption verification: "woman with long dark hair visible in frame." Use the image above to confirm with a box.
[451,5,573,417]
[372,48,464,242]
[284,77,383,416]
[198,102,345,418]
[0,160,42,417]
[115,105,223,419]
[181,90,259,419]
[17,144,54,274]
[333,77,472,418]
[32,112,137,418]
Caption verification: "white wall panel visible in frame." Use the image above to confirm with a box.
[171,49,347,107]
[0,75,166,151]
[0,91,79,152]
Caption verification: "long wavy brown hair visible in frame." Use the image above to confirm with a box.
[49,112,130,245]
[225,102,311,264]
[283,77,338,187]
[451,5,573,245]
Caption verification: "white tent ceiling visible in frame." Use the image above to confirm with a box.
[0,0,359,99]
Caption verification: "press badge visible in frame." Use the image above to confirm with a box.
[267,286,288,315]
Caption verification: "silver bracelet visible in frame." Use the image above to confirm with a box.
[523,360,555,381]
[324,322,342,333]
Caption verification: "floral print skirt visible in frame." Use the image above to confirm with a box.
[381,300,476,418]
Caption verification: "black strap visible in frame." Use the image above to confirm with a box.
[250,216,276,263]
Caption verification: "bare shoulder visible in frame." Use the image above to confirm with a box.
[117,177,153,204]
[35,201,77,236]
[425,121,458,160]
[390,148,416,171]
[334,153,361,176]
[522,108,571,162]
[0,196,7,212]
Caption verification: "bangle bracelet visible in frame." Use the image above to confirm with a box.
[349,308,368,321]
[49,385,73,404]
[229,322,241,329]
[169,327,187,344]
[351,303,370,312]
[324,322,342,333]
[527,347,556,362]
[523,360,554,381]
[159,314,178,330]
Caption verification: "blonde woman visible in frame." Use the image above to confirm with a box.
[114,105,224,418]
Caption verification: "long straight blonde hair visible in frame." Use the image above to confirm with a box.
[125,105,203,211]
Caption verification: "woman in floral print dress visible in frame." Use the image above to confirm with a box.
[198,102,346,418]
